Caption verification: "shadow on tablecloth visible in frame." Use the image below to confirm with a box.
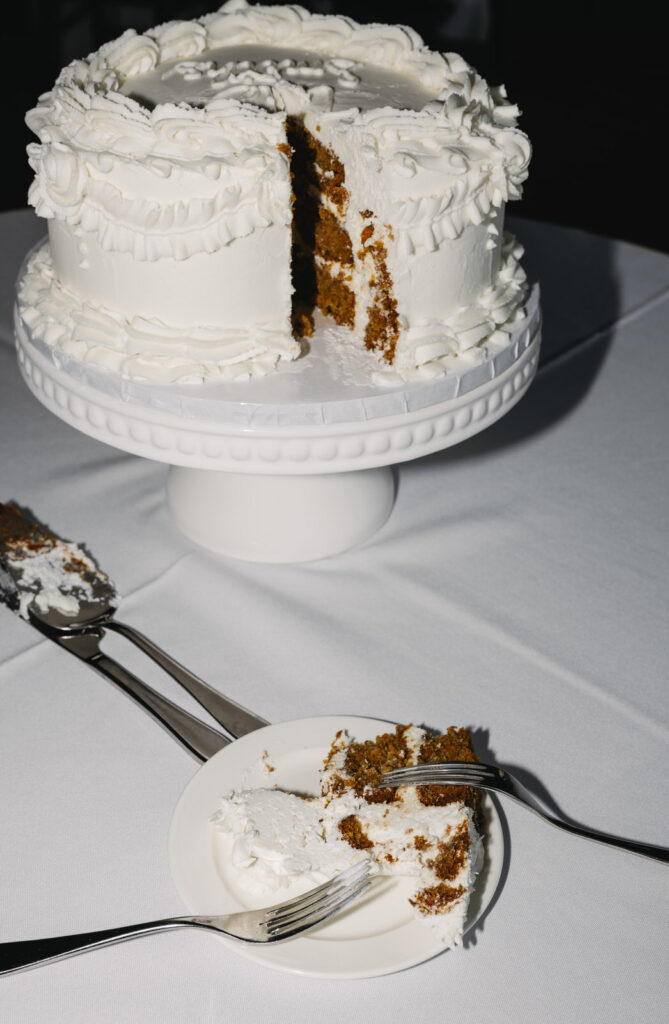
[439,216,620,460]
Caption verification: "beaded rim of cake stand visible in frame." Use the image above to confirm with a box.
[15,301,541,474]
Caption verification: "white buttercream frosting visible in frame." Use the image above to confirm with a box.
[211,725,483,947]
[16,234,525,383]
[23,1,531,382]
[17,242,297,382]
[0,524,114,620]
[27,1,529,262]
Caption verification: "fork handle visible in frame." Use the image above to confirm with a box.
[0,918,192,975]
[47,627,231,761]
[104,619,268,738]
[520,804,669,863]
[89,650,230,762]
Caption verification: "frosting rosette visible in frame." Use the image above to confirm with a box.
[25,0,530,260]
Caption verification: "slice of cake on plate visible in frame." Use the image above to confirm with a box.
[211,724,483,948]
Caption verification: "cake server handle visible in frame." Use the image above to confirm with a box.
[35,625,230,762]
[102,618,268,738]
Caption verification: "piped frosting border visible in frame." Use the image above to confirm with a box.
[17,234,527,385]
[26,0,531,262]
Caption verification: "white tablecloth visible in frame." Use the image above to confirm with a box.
[1,209,667,1022]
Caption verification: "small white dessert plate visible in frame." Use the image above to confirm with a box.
[168,716,505,979]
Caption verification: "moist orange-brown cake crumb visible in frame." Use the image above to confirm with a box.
[325,724,414,802]
[411,883,467,915]
[0,503,51,556]
[361,235,400,363]
[309,135,349,214]
[315,265,355,327]
[417,726,481,825]
[315,207,354,265]
[426,820,470,882]
[285,118,357,335]
[323,723,479,822]
[313,724,483,944]
[282,118,405,360]
[338,814,374,850]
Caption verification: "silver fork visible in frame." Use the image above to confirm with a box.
[380,762,669,864]
[0,862,374,976]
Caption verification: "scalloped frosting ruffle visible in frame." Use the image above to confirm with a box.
[17,234,527,385]
[17,242,300,383]
[25,1,530,262]
[385,234,529,382]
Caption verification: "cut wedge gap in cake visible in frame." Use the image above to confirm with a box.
[285,116,401,365]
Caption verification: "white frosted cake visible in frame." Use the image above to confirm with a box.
[212,724,483,948]
[20,0,531,384]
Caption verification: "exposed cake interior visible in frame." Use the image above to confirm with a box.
[285,116,399,362]
[321,724,481,915]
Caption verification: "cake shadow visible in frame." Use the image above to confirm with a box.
[412,217,620,467]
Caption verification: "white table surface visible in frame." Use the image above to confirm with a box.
[1,208,667,1022]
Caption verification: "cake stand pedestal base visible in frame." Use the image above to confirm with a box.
[15,277,541,564]
[166,465,394,563]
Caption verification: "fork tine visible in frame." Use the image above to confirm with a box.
[410,769,487,779]
[382,763,491,786]
[389,763,491,776]
[265,863,370,928]
[266,872,373,940]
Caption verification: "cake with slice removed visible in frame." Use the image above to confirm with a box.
[20,1,531,384]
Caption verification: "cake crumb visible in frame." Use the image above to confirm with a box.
[426,820,470,882]
[338,814,374,850]
[411,884,466,914]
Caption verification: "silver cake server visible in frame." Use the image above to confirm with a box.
[0,502,268,760]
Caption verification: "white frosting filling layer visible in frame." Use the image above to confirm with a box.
[211,726,483,948]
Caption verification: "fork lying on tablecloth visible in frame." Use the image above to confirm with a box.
[0,862,374,975]
[0,502,267,760]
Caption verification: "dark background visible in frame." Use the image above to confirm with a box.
[3,1,664,253]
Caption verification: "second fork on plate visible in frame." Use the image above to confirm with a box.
[0,861,375,976]
[380,761,669,863]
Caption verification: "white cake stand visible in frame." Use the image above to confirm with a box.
[14,286,540,563]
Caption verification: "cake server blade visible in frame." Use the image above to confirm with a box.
[0,502,269,744]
